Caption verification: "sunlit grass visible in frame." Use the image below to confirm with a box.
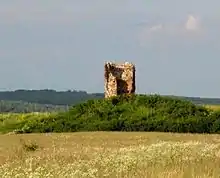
[0,112,54,120]
[0,132,220,177]
[205,104,220,111]
[0,112,57,133]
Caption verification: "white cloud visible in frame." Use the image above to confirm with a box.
[137,14,204,47]
[185,15,199,31]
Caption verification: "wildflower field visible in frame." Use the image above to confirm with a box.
[0,132,220,178]
[0,95,220,177]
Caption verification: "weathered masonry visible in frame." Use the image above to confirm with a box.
[104,62,136,98]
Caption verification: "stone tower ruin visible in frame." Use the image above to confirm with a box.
[104,62,136,98]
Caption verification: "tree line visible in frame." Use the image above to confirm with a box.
[0,100,68,113]
[0,89,104,105]
[0,89,219,113]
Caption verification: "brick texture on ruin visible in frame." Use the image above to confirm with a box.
[104,62,136,98]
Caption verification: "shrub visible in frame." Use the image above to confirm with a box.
[19,139,39,152]
[1,94,220,133]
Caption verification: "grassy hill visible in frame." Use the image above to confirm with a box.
[1,94,220,134]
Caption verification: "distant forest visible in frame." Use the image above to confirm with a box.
[0,90,103,113]
[0,89,103,105]
[0,100,69,113]
[0,89,220,113]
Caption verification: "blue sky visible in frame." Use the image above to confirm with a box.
[1,0,220,97]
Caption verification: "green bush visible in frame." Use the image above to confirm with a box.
[1,94,220,133]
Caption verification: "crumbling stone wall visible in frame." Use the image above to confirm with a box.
[104,62,136,98]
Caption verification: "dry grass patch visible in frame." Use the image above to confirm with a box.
[0,132,220,177]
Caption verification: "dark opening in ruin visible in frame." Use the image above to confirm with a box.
[116,79,128,95]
